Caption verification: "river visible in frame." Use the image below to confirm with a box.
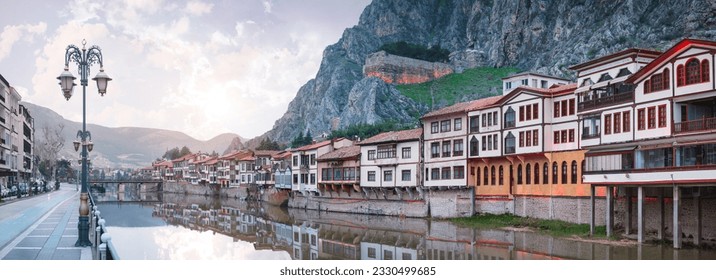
[93,191,716,260]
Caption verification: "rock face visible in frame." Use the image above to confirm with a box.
[363,51,454,84]
[262,0,716,143]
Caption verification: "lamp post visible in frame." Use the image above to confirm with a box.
[58,39,111,247]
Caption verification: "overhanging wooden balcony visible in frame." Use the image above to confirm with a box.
[578,91,633,111]
[673,116,716,134]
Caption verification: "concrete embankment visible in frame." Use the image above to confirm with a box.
[288,189,473,218]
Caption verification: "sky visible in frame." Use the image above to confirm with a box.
[0,0,371,140]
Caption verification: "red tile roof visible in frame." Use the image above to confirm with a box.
[171,153,196,163]
[219,150,251,160]
[273,150,292,160]
[422,96,504,119]
[626,38,716,84]
[317,146,360,161]
[317,146,361,161]
[193,156,217,165]
[464,95,504,111]
[254,150,280,157]
[569,48,662,71]
[153,161,173,168]
[205,158,219,165]
[293,138,347,152]
[421,100,474,119]
[358,128,422,146]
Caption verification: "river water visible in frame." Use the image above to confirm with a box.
[93,191,716,260]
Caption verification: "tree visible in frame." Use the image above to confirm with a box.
[257,137,280,150]
[35,124,65,179]
[162,146,193,160]
[291,132,305,148]
[303,131,313,145]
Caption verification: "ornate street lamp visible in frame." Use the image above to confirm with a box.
[58,39,111,247]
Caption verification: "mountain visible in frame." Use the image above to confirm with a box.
[23,102,242,168]
[259,0,716,144]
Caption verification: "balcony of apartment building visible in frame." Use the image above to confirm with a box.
[673,98,716,135]
[577,82,634,112]
[581,116,601,140]
[585,144,716,177]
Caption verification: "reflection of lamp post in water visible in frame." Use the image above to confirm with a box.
[58,39,112,247]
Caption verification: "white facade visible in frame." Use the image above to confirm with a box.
[423,113,467,188]
[502,72,569,95]
[360,139,420,188]
[291,138,352,194]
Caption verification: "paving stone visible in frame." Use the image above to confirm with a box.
[17,236,48,247]
[58,237,77,247]
[31,228,54,236]
[2,249,40,260]
[52,249,81,260]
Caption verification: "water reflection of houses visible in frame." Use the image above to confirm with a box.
[152,201,652,260]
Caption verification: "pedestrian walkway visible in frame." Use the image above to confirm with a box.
[0,185,92,260]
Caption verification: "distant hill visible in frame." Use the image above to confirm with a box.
[22,102,243,168]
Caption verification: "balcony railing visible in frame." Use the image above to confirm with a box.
[505,146,515,154]
[674,116,716,134]
[582,132,600,140]
[578,91,634,111]
[504,120,515,129]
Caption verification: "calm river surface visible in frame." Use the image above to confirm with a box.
[94,191,716,260]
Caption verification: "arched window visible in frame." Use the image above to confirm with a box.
[677,65,685,86]
[552,162,558,184]
[483,166,489,186]
[534,163,540,185]
[702,60,710,83]
[571,160,578,184]
[543,163,548,184]
[470,136,479,157]
[581,160,586,183]
[499,166,504,185]
[663,68,670,90]
[517,164,523,185]
[505,132,516,154]
[561,161,568,184]
[476,167,480,186]
[491,166,496,185]
[504,107,516,128]
[686,58,701,85]
[525,163,531,185]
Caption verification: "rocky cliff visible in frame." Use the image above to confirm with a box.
[363,51,454,84]
[261,0,716,144]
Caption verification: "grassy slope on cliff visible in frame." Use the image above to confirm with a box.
[396,67,520,109]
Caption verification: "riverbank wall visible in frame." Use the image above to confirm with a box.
[287,188,473,218]
[162,181,288,206]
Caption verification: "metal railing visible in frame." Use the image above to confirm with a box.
[88,192,119,260]
[673,116,716,134]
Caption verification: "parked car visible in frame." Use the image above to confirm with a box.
[0,185,8,198]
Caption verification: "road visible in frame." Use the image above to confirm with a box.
[0,183,78,252]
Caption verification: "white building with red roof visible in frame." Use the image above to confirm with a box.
[291,138,353,194]
[358,128,422,197]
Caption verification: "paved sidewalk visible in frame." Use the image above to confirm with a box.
[0,186,92,260]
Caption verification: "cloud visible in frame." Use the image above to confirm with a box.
[6,0,371,141]
[262,0,273,13]
[184,0,213,16]
[0,22,47,62]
